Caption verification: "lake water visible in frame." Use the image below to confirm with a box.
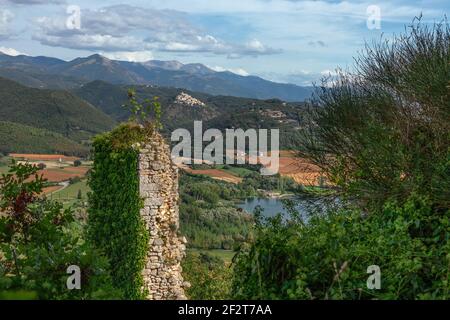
[237,197,315,218]
[237,198,287,217]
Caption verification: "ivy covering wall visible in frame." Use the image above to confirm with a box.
[88,124,149,299]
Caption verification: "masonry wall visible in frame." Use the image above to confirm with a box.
[138,132,188,300]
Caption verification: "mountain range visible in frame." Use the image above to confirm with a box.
[0,52,313,102]
[0,51,311,156]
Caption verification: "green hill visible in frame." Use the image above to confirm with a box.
[0,121,89,156]
[75,80,308,149]
[0,77,116,142]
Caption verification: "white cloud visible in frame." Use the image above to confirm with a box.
[0,9,14,40]
[260,69,326,86]
[102,51,154,62]
[320,69,338,76]
[32,5,281,57]
[0,46,27,56]
[209,65,250,76]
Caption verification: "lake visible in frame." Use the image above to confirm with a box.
[237,197,317,218]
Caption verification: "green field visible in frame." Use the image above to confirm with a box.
[214,165,255,177]
[50,179,90,208]
[188,248,236,264]
[54,179,89,198]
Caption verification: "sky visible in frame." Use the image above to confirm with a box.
[0,0,448,85]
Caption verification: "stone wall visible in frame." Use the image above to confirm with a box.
[138,132,188,300]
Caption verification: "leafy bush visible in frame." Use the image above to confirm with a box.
[0,161,120,299]
[232,194,450,300]
[183,251,232,300]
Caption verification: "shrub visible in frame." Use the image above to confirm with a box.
[232,195,450,300]
[69,176,81,185]
[183,251,232,300]
[300,19,449,210]
[0,161,120,299]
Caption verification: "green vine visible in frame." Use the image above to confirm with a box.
[87,123,150,299]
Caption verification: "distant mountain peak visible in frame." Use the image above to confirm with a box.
[86,54,113,65]
[88,53,107,60]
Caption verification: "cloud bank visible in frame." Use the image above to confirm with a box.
[32,5,281,58]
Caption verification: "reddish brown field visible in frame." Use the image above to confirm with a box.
[60,166,89,175]
[184,168,243,184]
[38,167,88,183]
[277,157,322,185]
[9,153,80,162]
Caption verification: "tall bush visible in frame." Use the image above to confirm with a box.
[300,19,449,210]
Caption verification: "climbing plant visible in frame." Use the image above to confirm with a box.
[88,123,150,299]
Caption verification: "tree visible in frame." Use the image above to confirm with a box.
[73,160,82,167]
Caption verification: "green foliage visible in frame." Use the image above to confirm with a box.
[179,169,298,250]
[69,176,81,185]
[123,89,162,130]
[182,251,232,300]
[0,161,119,299]
[179,173,253,250]
[232,195,450,300]
[87,124,149,299]
[232,20,450,300]
[241,171,298,194]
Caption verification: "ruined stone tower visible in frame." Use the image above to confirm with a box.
[138,132,188,300]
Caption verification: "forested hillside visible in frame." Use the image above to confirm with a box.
[0,77,115,141]
[0,121,89,156]
[75,80,307,149]
[0,77,116,155]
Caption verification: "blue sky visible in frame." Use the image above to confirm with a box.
[0,0,448,85]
